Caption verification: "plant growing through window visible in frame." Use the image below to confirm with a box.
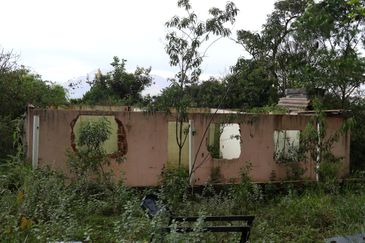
[273,130,302,164]
[165,0,238,167]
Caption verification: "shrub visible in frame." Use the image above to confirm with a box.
[68,117,111,178]
[159,165,189,209]
[229,162,263,212]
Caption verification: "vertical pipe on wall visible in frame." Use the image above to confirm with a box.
[32,115,40,169]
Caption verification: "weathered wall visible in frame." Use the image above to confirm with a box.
[26,107,350,186]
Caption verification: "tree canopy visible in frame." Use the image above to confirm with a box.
[0,48,68,162]
[233,0,365,109]
[82,57,152,106]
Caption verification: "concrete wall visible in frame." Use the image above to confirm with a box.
[26,107,350,186]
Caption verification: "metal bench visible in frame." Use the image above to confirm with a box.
[141,194,255,243]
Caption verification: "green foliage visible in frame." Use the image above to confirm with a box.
[152,0,364,113]
[237,0,308,96]
[151,78,228,111]
[272,129,306,180]
[0,117,18,163]
[274,141,305,164]
[248,104,288,114]
[236,0,365,108]
[159,165,189,209]
[0,160,31,194]
[348,0,365,18]
[82,57,152,106]
[77,117,111,151]
[286,163,307,181]
[0,67,67,119]
[229,162,263,212]
[0,149,139,242]
[294,0,365,108]
[252,190,365,242]
[112,197,152,241]
[165,1,238,86]
[207,144,221,159]
[224,58,279,109]
[273,130,305,168]
[299,101,351,182]
[268,100,351,181]
[0,163,74,241]
[207,123,221,159]
[2,1,365,241]
[317,160,341,193]
[152,82,190,112]
[2,158,365,242]
[67,117,122,182]
[189,78,226,108]
[165,0,238,166]
[349,98,365,171]
[0,48,67,163]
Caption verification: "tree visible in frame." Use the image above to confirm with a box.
[223,58,278,109]
[153,78,225,110]
[151,83,184,111]
[0,67,67,119]
[294,0,365,108]
[67,117,115,181]
[165,0,238,166]
[236,0,308,96]
[188,78,226,108]
[82,57,152,106]
[236,0,365,108]
[0,48,68,163]
[0,48,18,74]
[348,0,365,19]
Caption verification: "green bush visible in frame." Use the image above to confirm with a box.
[67,117,112,181]
[159,165,189,209]
[1,160,365,242]
[229,162,263,212]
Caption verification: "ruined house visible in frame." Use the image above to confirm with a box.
[25,100,350,187]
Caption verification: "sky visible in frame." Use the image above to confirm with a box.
[1,0,277,96]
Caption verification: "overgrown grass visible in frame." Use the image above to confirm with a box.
[1,161,365,242]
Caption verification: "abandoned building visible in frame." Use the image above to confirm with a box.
[25,99,350,187]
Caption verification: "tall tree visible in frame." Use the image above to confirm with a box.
[294,0,365,108]
[236,0,308,96]
[165,0,238,166]
[235,0,365,108]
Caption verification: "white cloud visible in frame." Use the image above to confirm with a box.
[1,0,277,84]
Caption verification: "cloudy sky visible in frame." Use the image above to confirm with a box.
[1,0,277,90]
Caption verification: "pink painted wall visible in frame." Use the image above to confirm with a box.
[26,107,350,186]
